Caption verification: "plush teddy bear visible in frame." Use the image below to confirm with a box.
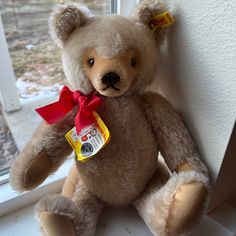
[9,1,209,235]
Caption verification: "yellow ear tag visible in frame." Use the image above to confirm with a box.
[65,111,111,162]
[149,11,174,32]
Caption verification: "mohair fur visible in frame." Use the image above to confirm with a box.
[131,0,174,44]
[9,109,77,191]
[10,1,210,235]
[134,171,209,236]
[142,92,209,176]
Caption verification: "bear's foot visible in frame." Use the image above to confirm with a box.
[40,211,76,236]
[35,195,79,236]
[135,171,209,236]
[35,185,103,236]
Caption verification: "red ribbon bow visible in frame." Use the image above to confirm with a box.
[36,86,102,134]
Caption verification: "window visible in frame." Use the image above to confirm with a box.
[0,0,112,177]
[0,0,138,217]
[0,107,18,177]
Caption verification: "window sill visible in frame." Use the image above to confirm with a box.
[1,203,235,236]
[0,159,73,217]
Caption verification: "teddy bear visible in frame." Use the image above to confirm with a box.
[9,1,210,235]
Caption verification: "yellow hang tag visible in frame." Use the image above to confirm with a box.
[65,111,111,162]
[149,11,174,32]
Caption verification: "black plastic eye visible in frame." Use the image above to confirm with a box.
[88,58,95,67]
[130,57,137,68]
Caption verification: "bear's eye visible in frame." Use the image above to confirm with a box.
[130,57,137,68]
[88,58,95,67]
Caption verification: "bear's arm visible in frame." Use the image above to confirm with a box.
[141,91,209,177]
[9,108,76,192]
[141,92,210,232]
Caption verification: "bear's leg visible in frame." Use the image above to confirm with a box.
[133,162,208,236]
[35,165,103,236]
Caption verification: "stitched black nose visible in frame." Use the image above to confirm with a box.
[102,72,120,85]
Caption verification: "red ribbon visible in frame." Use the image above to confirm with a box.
[35,86,102,134]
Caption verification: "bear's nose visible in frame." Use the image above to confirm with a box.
[102,72,120,85]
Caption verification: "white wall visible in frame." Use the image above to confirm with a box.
[152,0,236,181]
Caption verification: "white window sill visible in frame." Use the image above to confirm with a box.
[0,203,235,236]
[0,159,73,217]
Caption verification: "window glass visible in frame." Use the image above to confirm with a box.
[0,0,111,176]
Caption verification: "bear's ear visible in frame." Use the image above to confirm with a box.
[132,0,174,44]
[49,3,91,47]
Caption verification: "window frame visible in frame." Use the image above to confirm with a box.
[110,0,118,13]
[116,0,139,16]
[0,15,21,113]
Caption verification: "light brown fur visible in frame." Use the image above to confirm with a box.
[82,48,141,97]
[10,1,209,236]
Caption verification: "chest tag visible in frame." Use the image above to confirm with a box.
[65,111,111,162]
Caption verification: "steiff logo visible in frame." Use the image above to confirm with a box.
[81,143,94,157]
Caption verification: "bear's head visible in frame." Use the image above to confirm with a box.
[49,0,171,97]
